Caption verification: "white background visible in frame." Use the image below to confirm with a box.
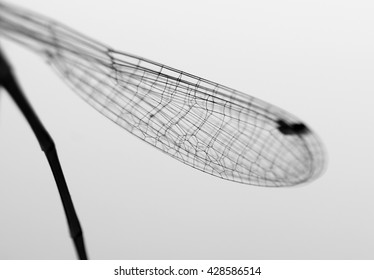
[0,0,373,259]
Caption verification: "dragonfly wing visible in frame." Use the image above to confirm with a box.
[0,1,325,186]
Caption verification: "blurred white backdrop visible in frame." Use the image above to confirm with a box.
[0,0,373,259]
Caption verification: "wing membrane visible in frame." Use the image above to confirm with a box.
[0,1,325,186]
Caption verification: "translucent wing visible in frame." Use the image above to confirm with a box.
[0,2,325,186]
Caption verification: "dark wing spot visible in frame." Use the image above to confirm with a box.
[277,119,309,136]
